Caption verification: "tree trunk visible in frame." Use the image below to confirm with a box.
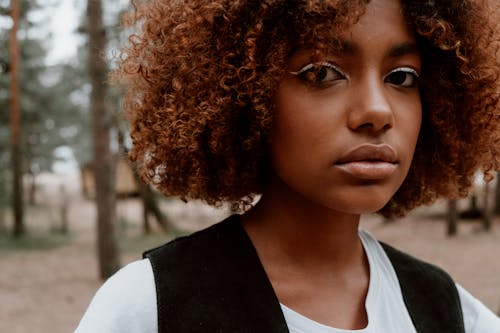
[447,199,458,236]
[117,130,173,234]
[0,207,5,233]
[482,182,492,231]
[143,183,171,232]
[87,0,120,279]
[59,185,69,234]
[10,0,24,237]
[495,171,500,215]
[134,168,173,234]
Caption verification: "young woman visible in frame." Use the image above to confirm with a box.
[76,0,500,332]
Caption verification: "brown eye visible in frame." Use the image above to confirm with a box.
[290,62,346,85]
[385,67,419,87]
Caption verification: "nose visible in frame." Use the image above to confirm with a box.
[347,77,393,133]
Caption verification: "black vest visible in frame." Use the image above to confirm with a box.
[144,215,465,333]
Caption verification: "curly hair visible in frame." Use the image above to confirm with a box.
[115,0,500,217]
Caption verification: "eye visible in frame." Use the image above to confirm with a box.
[384,67,419,88]
[290,62,346,85]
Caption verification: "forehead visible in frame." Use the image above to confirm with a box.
[290,0,413,52]
[349,0,413,41]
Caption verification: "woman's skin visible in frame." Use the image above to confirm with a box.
[242,0,422,329]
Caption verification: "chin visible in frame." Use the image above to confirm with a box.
[323,186,397,215]
[343,203,389,215]
[321,196,389,215]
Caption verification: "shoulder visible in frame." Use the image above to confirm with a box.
[143,215,242,268]
[360,229,455,286]
[360,230,463,331]
[457,284,500,333]
[359,229,458,302]
[359,229,500,333]
[75,259,157,333]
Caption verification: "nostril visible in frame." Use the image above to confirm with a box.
[347,108,394,132]
[358,123,373,130]
[353,121,392,132]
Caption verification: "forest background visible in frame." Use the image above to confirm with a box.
[0,1,499,332]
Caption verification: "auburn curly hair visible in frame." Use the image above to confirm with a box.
[115,0,500,217]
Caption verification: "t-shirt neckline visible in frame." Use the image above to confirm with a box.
[279,229,379,332]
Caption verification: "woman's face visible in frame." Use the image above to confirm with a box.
[269,0,422,214]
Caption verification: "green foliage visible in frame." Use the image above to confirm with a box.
[0,0,131,218]
[0,1,49,211]
[0,0,91,211]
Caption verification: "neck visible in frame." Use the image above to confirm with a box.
[241,175,363,269]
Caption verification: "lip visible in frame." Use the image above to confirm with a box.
[335,144,398,180]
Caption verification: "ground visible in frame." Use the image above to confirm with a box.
[0,172,499,332]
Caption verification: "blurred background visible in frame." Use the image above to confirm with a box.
[0,1,499,332]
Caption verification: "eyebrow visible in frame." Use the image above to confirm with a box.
[334,40,419,58]
[387,42,420,58]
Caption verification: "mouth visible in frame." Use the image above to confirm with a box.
[335,144,398,180]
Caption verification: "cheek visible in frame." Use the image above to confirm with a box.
[271,91,315,150]
[270,97,346,175]
[269,89,330,180]
[408,103,422,147]
[397,100,422,168]
[272,86,345,143]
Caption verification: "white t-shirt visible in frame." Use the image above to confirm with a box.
[75,229,500,333]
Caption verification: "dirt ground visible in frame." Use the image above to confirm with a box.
[1,172,499,333]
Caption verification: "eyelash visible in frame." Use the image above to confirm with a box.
[384,67,420,88]
[289,62,346,85]
[290,62,420,88]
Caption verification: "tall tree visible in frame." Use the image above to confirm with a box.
[9,0,24,237]
[87,0,120,278]
[1,0,74,233]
